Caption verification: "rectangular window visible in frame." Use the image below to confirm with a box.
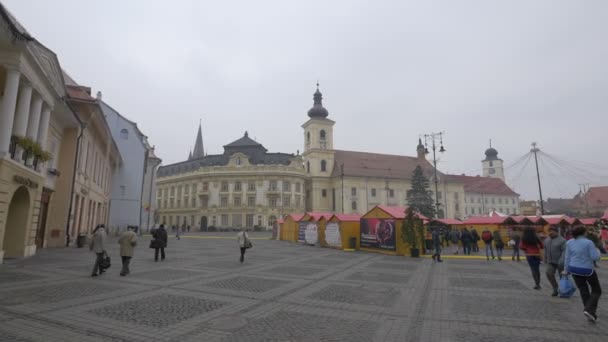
[201,196,208,208]
[234,181,242,191]
[177,199,181,208]
[296,182,301,193]
[185,184,190,194]
[184,196,189,207]
[246,214,254,227]
[506,208,510,214]
[248,182,256,191]
[283,181,291,192]
[352,201,357,210]
[163,200,167,208]
[371,188,376,197]
[322,189,327,197]
[389,189,395,198]
[484,197,488,204]
[512,198,515,204]
[212,215,217,226]
[202,182,209,191]
[221,181,229,192]
[269,181,278,191]
[234,196,241,207]
[170,198,174,208]
[283,195,291,207]
[248,196,255,207]
[491,198,495,204]
[257,215,262,226]
[269,196,277,208]
[455,203,460,211]
[232,214,242,227]
[171,187,175,196]
[498,198,503,204]
[220,196,228,208]
[191,198,196,207]
[191,184,196,195]
[177,185,182,197]
[351,187,357,196]
[221,214,228,226]
[295,195,301,208]
[157,199,161,209]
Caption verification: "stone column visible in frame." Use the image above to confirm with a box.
[37,106,51,150]
[12,83,33,159]
[26,95,43,140]
[0,68,21,155]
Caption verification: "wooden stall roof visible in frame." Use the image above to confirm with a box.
[430,218,464,226]
[302,212,334,222]
[373,205,429,221]
[462,216,517,225]
[285,213,305,222]
[580,218,599,225]
[328,214,361,222]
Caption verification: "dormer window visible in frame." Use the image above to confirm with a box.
[236,157,241,165]
[120,129,129,140]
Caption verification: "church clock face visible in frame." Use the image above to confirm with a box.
[488,168,496,175]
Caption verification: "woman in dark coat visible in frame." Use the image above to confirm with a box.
[151,224,168,261]
[470,228,480,252]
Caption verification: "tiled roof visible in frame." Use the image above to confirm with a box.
[66,85,96,102]
[287,213,305,222]
[374,206,429,221]
[432,218,463,225]
[330,214,361,222]
[330,150,438,180]
[581,186,608,209]
[580,218,598,225]
[444,174,519,196]
[304,212,334,221]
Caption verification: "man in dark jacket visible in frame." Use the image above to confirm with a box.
[152,224,168,261]
[544,226,566,296]
[431,227,443,262]
[450,229,462,254]
[461,228,473,255]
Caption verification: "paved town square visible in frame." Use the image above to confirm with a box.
[0,233,606,342]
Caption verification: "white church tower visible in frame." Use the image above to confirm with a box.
[482,141,505,182]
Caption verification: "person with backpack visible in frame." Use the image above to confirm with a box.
[493,230,504,261]
[151,224,168,261]
[481,228,495,260]
[471,228,480,253]
[510,230,522,261]
[450,229,461,254]
[237,227,251,263]
[461,228,473,255]
[520,227,544,290]
[544,226,566,296]
[564,226,602,323]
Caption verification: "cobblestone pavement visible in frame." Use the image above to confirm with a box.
[0,232,606,341]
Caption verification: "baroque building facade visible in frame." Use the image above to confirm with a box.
[156,129,306,230]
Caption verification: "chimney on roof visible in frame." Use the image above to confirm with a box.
[96,91,102,101]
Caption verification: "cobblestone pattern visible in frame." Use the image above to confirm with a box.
[0,271,44,283]
[450,294,573,320]
[0,281,122,305]
[130,268,204,281]
[90,293,228,328]
[309,284,398,306]
[448,277,524,290]
[262,265,324,276]
[222,310,379,342]
[364,262,419,271]
[205,276,290,293]
[346,271,410,284]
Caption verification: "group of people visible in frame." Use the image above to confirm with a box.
[88,224,253,277]
[431,224,603,323]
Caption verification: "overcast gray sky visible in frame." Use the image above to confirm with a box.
[6,0,608,200]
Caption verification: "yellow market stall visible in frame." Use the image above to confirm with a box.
[280,213,304,242]
[299,212,332,245]
[322,214,361,250]
[360,205,428,256]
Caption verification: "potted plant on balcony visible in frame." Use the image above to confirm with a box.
[15,136,35,161]
[31,143,52,169]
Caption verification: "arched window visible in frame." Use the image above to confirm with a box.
[306,131,311,144]
[306,161,310,173]
[120,128,129,140]
[321,160,327,172]
[320,130,326,140]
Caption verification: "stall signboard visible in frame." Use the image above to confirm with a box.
[325,222,342,248]
[305,223,318,245]
[360,218,396,250]
[298,222,308,243]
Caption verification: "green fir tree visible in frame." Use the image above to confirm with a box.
[406,165,437,218]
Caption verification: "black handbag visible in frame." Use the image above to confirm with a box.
[245,239,253,249]
[100,251,111,270]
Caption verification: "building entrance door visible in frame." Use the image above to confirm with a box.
[35,189,51,249]
[200,216,208,231]
[2,186,30,258]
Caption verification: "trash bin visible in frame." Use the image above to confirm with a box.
[76,234,87,248]
[349,237,357,249]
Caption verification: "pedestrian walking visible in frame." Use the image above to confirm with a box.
[450,229,461,254]
[481,228,495,260]
[471,228,480,252]
[510,230,522,261]
[493,230,504,261]
[461,228,472,255]
[187,225,191,233]
[520,227,544,290]
[564,225,602,323]
[151,224,168,261]
[544,226,566,296]
[601,226,608,251]
[175,224,181,240]
[89,224,107,277]
[444,228,451,247]
[118,226,137,276]
[431,227,443,262]
[237,228,251,263]
[586,229,603,268]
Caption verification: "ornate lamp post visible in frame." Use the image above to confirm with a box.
[423,132,446,218]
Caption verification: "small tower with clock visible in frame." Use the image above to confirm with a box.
[482,140,505,181]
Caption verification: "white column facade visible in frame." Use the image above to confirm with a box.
[12,83,32,137]
[25,94,43,140]
[37,106,51,150]
[0,68,21,154]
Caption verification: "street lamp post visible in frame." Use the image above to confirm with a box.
[423,132,446,218]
